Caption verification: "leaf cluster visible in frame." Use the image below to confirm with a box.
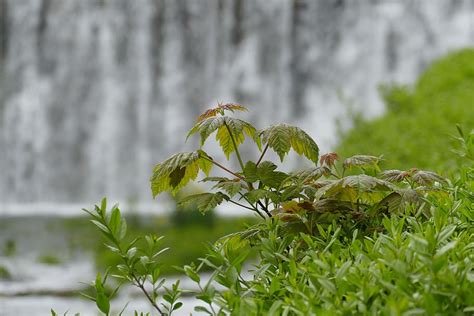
[82,199,182,316]
[150,105,448,237]
[189,190,474,315]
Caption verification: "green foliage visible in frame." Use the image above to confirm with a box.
[82,199,182,316]
[78,104,472,315]
[337,48,474,172]
[184,124,474,315]
[179,192,229,214]
[187,116,261,158]
[151,103,322,220]
[260,123,319,163]
[189,200,473,315]
[150,151,213,197]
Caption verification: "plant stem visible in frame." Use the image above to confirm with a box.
[256,200,272,217]
[256,144,269,166]
[102,213,165,315]
[133,276,164,316]
[201,156,244,180]
[228,199,256,211]
[239,193,266,219]
[224,121,246,171]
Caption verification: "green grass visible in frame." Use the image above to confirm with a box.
[337,48,474,173]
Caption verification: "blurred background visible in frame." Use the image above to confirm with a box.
[1,0,473,315]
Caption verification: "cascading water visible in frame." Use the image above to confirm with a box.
[1,0,473,208]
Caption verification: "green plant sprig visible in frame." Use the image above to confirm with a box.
[82,198,182,316]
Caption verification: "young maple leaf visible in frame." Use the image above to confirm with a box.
[319,152,339,167]
[197,102,247,122]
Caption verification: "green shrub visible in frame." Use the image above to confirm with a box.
[67,105,473,316]
[337,48,474,172]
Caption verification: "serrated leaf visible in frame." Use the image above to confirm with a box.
[281,184,305,200]
[200,176,233,183]
[179,192,229,214]
[197,103,248,122]
[245,189,270,204]
[412,170,447,185]
[216,123,245,158]
[243,161,259,182]
[213,180,243,198]
[373,191,402,214]
[343,155,382,169]
[396,189,423,205]
[319,152,339,167]
[315,174,397,202]
[289,167,331,183]
[313,199,354,213]
[150,151,213,197]
[260,124,319,163]
[379,169,410,182]
[187,116,260,157]
[256,161,289,188]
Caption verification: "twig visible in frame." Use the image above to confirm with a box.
[256,144,269,166]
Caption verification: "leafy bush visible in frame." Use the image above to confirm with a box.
[337,48,474,172]
[62,104,473,315]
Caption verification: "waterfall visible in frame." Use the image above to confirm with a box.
[1,0,473,206]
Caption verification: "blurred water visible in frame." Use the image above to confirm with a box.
[0,0,473,206]
[2,296,203,316]
[1,2,474,313]
[0,216,211,315]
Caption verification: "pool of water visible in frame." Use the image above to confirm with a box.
[0,216,211,316]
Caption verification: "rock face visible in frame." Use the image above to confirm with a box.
[0,0,472,203]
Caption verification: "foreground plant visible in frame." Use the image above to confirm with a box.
[181,125,473,315]
[151,104,447,237]
[81,199,182,316]
[65,104,472,315]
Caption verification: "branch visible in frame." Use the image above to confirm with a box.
[256,144,269,166]
[239,193,266,219]
[224,121,246,171]
[133,276,165,316]
[228,199,256,211]
[99,212,165,315]
[201,156,244,180]
[257,200,272,218]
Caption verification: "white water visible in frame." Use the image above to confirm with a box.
[1,0,473,208]
[0,216,218,315]
[0,2,474,312]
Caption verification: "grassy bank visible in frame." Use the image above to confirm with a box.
[337,48,474,173]
[63,213,257,276]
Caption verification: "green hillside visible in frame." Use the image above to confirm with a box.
[337,48,474,173]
